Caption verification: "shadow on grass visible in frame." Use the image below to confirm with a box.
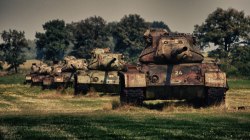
[142,100,199,111]
[0,113,249,139]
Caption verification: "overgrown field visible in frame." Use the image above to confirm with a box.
[0,75,250,139]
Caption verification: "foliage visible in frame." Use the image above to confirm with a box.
[198,8,250,77]
[24,39,36,60]
[194,8,250,52]
[35,19,71,61]
[230,45,250,76]
[208,45,250,77]
[112,14,149,62]
[150,21,171,32]
[69,16,110,59]
[0,29,29,73]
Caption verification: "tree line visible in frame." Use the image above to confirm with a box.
[1,9,250,78]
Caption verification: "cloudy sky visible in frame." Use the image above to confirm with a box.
[1,0,250,40]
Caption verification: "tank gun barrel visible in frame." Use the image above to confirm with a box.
[70,64,77,72]
[105,58,117,68]
[171,46,188,57]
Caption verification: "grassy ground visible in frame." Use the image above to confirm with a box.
[0,75,250,139]
[228,79,250,89]
[0,73,25,84]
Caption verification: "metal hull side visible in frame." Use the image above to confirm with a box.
[145,86,205,100]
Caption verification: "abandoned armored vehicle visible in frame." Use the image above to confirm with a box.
[119,28,228,106]
[74,48,126,94]
[42,56,87,90]
[25,63,52,86]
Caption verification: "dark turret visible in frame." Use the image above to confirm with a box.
[139,29,204,64]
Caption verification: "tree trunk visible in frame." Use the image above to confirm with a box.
[14,64,18,73]
[15,66,18,73]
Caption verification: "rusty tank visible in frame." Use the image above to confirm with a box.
[25,63,39,84]
[119,28,228,106]
[42,61,63,89]
[42,56,87,90]
[25,63,52,86]
[74,48,126,94]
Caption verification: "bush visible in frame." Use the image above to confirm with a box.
[238,62,250,77]
[220,63,239,77]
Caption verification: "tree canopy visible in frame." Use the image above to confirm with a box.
[112,14,149,62]
[195,8,250,77]
[150,21,171,32]
[69,16,110,58]
[35,19,70,61]
[0,29,29,73]
[194,8,250,52]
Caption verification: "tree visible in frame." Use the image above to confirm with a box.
[35,19,70,61]
[0,29,29,73]
[70,16,110,58]
[112,14,149,62]
[230,45,250,76]
[150,21,171,32]
[194,8,250,53]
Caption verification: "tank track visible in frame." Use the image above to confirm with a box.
[205,87,226,106]
[120,88,144,106]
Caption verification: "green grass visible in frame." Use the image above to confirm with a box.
[0,73,25,84]
[228,79,250,89]
[0,112,249,139]
[0,78,250,139]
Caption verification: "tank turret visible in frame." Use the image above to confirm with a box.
[30,63,40,74]
[139,29,204,64]
[39,64,52,74]
[30,63,52,74]
[88,48,125,71]
[61,56,88,72]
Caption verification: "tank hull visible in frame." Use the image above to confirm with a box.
[119,63,228,106]
[75,70,120,94]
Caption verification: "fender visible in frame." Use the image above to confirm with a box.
[121,72,146,88]
[205,72,227,88]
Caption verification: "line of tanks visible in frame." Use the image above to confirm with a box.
[25,28,228,106]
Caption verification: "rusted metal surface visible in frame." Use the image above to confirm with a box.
[88,50,126,71]
[122,72,146,88]
[74,48,127,94]
[43,76,53,86]
[54,75,64,83]
[140,29,203,64]
[77,70,119,85]
[25,74,32,80]
[119,29,228,106]
[32,75,45,83]
[205,72,227,88]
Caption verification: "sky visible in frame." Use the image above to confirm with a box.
[0,0,250,40]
